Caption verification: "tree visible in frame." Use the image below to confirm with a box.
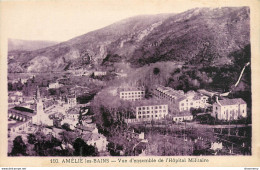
[73,138,98,156]
[62,123,71,131]
[10,136,27,156]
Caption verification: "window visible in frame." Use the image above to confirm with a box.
[163,110,166,112]
[138,116,141,118]
[181,103,184,106]
[190,103,193,105]
[159,106,162,109]
[147,111,150,113]
[139,107,141,110]
[147,115,150,118]
[143,115,146,118]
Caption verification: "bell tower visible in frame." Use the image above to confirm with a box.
[32,86,45,125]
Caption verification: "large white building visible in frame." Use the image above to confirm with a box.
[135,103,168,122]
[153,85,209,113]
[212,98,247,121]
[118,87,145,101]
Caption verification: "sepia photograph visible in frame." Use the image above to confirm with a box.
[0,0,260,167]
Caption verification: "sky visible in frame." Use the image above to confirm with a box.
[0,0,251,42]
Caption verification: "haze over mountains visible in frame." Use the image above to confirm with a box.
[8,39,59,52]
[8,7,250,73]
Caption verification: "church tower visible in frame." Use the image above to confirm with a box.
[32,86,45,125]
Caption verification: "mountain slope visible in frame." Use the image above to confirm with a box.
[8,7,250,73]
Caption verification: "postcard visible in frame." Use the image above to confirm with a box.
[0,0,260,167]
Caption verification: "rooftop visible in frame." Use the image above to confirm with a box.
[12,106,34,113]
[218,98,247,106]
[118,86,145,92]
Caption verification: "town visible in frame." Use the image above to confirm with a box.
[7,65,251,156]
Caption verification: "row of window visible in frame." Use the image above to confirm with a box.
[138,110,167,114]
[138,114,163,119]
[121,91,144,95]
[138,105,166,110]
[121,95,143,99]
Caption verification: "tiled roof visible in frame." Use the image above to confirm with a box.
[218,98,246,106]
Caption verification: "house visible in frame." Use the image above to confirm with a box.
[172,112,193,123]
[94,71,106,77]
[210,142,223,151]
[8,120,31,133]
[118,86,145,101]
[66,107,80,120]
[49,82,63,89]
[82,133,108,152]
[67,95,77,108]
[123,129,145,141]
[8,91,24,105]
[212,98,247,121]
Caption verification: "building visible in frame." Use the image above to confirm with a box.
[210,142,223,151]
[67,95,77,108]
[8,120,31,133]
[49,82,63,89]
[152,85,185,102]
[172,112,193,123]
[212,98,247,120]
[66,107,80,120]
[94,71,106,77]
[118,87,145,101]
[82,133,108,152]
[8,106,35,122]
[153,86,209,114]
[123,129,145,141]
[136,103,168,122]
[197,89,216,98]
[8,91,24,105]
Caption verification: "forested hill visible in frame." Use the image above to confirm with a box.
[8,7,249,73]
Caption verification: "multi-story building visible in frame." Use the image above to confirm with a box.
[153,86,209,113]
[118,87,145,101]
[152,85,184,102]
[212,98,247,121]
[135,103,168,121]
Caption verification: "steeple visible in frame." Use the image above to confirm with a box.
[36,86,41,100]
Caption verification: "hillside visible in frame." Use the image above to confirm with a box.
[8,7,250,73]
